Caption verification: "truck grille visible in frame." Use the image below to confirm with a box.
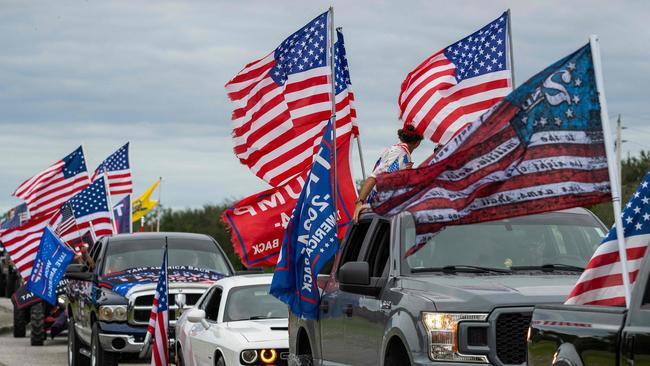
[495,312,532,365]
[129,291,204,325]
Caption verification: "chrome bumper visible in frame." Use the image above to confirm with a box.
[98,333,145,353]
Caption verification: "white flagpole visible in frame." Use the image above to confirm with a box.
[506,9,516,87]
[102,174,118,235]
[328,7,338,224]
[590,34,632,307]
[128,194,133,234]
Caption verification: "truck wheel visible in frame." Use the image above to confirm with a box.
[12,305,26,337]
[91,323,117,366]
[68,318,90,366]
[30,302,46,346]
[0,272,6,297]
[6,271,17,297]
[385,340,411,366]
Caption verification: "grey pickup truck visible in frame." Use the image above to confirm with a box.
[527,239,650,366]
[289,208,606,366]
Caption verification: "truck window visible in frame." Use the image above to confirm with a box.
[363,221,390,278]
[339,221,372,268]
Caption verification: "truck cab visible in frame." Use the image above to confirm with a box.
[65,232,235,366]
[290,208,606,366]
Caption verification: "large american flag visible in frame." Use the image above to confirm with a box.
[147,248,169,366]
[566,173,650,306]
[372,44,611,248]
[13,146,89,217]
[50,176,115,247]
[92,142,132,195]
[399,12,512,145]
[0,214,52,280]
[225,11,357,186]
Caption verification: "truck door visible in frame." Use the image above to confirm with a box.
[319,219,372,365]
[340,219,391,366]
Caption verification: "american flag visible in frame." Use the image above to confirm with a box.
[92,142,132,195]
[566,173,650,306]
[372,44,611,249]
[225,11,357,186]
[13,146,90,217]
[0,214,52,280]
[399,12,512,145]
[50,176,114,247]
[147,247,169,366]
[0,203,29,234]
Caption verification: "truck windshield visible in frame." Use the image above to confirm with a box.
[223,284,287,322]
[403,212,605,272]
[102,238,231,275]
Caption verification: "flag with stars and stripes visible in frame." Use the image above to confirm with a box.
[92,142,132,195]
[399,11,512,145]
[225,11,358,187]
[50,176,114,246]
[372,44,611,254]
[0,214,53,280]
[147,247,169,366]
[13,146,90,217]
[566,173,650,306]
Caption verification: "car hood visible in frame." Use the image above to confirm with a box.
[225,318,289,343]
[400,273,580,312]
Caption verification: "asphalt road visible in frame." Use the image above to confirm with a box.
[0,331,67,366]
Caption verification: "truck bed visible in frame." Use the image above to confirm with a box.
[528,304,627,366]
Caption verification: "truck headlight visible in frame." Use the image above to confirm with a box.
[421,312,489,363]
[98,305,128,322]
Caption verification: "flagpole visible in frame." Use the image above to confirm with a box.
[590,34,632,307]
[156,177,162,232]
[506,9,516,87]
[128,195,133,234]
[328,6,339,223]
[102,173,118,235]
[164,236,169,366]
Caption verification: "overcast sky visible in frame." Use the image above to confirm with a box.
[1,0,649,212]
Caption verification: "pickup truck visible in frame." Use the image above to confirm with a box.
[289,208,607,366]
[65,232,235,366]
[527,244,650,365]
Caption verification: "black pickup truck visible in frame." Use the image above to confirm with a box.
[290,208,606,366]
[527,244,650,365]
[65,232,234,366]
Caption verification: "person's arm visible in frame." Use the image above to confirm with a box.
[353,176,377,222]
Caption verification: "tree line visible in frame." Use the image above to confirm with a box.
[155,151,650,269]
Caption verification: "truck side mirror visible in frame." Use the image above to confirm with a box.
[339,262,370,286]
[65,263,93,281]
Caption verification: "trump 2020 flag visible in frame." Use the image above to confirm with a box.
[113,195,131,234]
[566,172,650,306]
[271,121,339,319]
[26,227,75,305]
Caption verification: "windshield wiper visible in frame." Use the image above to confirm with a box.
[412,265,512,274]
[510,264,584,272]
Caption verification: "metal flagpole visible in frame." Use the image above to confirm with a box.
[616,115,623,194]
[128,194,133,234]
[328,7,339,222]
[80,144,99,240]
[156,177,162,232]
[506,9,516,87]
[102,173,118,235]
[355,136,367,180]
[590,34,632,307]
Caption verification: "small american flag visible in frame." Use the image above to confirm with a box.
[13,146,89,217]
[51,176,114,245]
[566,173,650,306]
[93,143,132,195]
[0,214,52,280]
[373,44,610,250]
[225,11,357,186]
[147,247,169,366]
[399,12,512,145]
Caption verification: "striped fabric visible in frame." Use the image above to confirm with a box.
[373,44,611,249]
[225,12,357,186]
[92,142,132,196]
[399,12,512,145]
[0,213,52,280]
[565,173,650,306]
[147,248,169,366]
[13,146,89,217]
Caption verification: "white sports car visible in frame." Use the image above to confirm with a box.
[175,273,289,366]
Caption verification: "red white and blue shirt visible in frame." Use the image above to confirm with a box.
[368,143,413,204]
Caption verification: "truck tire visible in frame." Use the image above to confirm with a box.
[0,272,6,297]
[6,271,17,297]
[91,323,118,366]
[13,305,26,337]
[68,318,90,366]
[385,340,411,366]
[30,302,46,346]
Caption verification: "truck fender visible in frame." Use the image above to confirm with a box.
[552,344,584,366]
[382,313,419,366]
